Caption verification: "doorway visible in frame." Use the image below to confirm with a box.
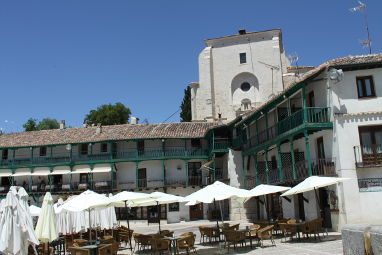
[316,137,325,159]
[297,194,306,221]
[319,188,332,228]
[188,162,202,186]
[189,203,203,220]
[137,168,147,188]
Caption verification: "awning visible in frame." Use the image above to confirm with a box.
[50,166,71,175]
[0,170,12,177]
[71,165,91,174]
[12,168,32,177]
[91,165,112,173]
[31,167,51,176]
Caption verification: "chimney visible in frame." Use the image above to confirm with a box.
[96,123,102,134]
[59,120,65,129]
[238,29,246,35]
[130,116,139,125]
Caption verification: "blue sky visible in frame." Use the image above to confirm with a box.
[0,0,381,132]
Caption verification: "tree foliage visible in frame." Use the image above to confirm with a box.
[84,102,131,126]
[23,118,60,131]
[180,86,192,122]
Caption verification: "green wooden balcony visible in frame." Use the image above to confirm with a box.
[244,107,332,154]
[210,138,230,153]
[0,147,209,169]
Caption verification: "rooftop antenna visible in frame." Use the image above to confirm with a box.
[258,61,280,98]
[287,53,300,76]
[350,1,372,54]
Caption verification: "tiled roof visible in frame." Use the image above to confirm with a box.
[328,53,382,67]
[0,122,218,149]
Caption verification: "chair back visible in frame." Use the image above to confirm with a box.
[287,219,296,224]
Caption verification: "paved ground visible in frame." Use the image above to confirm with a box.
[117,220,343,255]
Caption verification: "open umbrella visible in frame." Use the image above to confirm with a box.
[35,192,58,243]
[248,184,291,220]
[184,181,251,230]
[61,190,111,242]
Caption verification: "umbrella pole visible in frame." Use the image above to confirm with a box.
[88,209,92,243]
[124,200,133,252]
[264,195,269,221]
[314,188,322,218]
[219,200,224,223]
[157,201,161,232]
[213,199,220,242]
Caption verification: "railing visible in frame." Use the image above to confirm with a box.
[354,145,382,168]
[0,147,209,169]
[211,138,230,152]
[358,178,382,192]
[245,107,331,150]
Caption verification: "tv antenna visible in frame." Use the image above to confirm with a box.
[350,1,372,54]
[258,61,280,97]
[287,53,300,75]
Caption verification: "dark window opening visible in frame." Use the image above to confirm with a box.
[357,76,376,98]
[101,143,108,153]
[240,82,251,92]
[137,141,145,153]
[2,149,8,160]
[239,53,247,64]
[169,202,179,212]
[308,91,315,107]
[80,173,88,184]
[191,139,201,148]
[80,144,88,155]
[39,146,47,157]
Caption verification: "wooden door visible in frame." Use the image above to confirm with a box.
[316,137,325,159]
[189,203,203,220]
[138,168,147,188]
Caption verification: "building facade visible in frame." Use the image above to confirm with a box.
[1,29,382,231]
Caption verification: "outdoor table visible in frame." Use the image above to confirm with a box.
[95,181,108,188]
[78,183,88,190]
[81,244,98,255]
[62,184,70,190]
[31,185,38,191]
[163,236,181,255]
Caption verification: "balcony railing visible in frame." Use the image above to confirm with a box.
[358,178,382,192]
[354,145,382,168]
[0,147,209,169]
[211,138,230,153]
[245,107,331,150]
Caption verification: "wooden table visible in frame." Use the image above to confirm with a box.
[287,222,306,240]
[239,229,254,249]
[81,244,98,255]
[163,236,181,255]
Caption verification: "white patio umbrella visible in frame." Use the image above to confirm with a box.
[110,191,152,251]
[128,191,187,232]
[281,176,349,197]
[248,184,290,220]
[61,190,112,242]
[184,181,251,229]
[29,205,42,217]
[0,188,39,255]
[35,192,58,243]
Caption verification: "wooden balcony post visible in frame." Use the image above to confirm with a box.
[184,160,189,186]
[265,112,269,140]
[290,138,297,180]
[304,130,313,176]
[162,160,166,186]
[264,150,269,184]
[302,85,308,123]
[254,154,258,186]
[277,143,283,182]
[135,161,139,188]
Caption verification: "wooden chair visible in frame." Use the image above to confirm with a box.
[159,230,174,237]
[245,224,260,244]
[199,226,219,244]
[67,246,91,255]
[73,239,88,247]
[257,225,275,247]
[287,219,296,224]
[180,232,194,237]
[177,234,197,254]
[302,220,320,240]
[97,244,112,255]
[150,237,171,255]
[133,233,151,252]
[223,230,247,251]
[279,223,297,242]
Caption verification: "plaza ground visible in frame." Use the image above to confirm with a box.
[117,219,343,255]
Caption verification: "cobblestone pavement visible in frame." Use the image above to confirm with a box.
[117,220,343,255]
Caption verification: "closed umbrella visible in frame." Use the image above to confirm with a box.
[35,192,58,243]
[29,205,42,217]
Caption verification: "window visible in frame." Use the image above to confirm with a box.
[80,144,88,155]
[39,146,47,157]
[239,53,247,64]
[137,140,144,152]
[308,91,315,107]
[169,202,179,212]
[240,82,251,92]
[191,139,201,148]
[80,173,88,184]
[357,76,376,98]
[101,143,108,153]
[358,125,382,166]
[2,149,8,160]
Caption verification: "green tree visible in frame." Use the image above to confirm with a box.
[23,118,60,131]
[23,118,38,131]
[180,86,191,122]
[84,102,131,125]
[37,118,60,130]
